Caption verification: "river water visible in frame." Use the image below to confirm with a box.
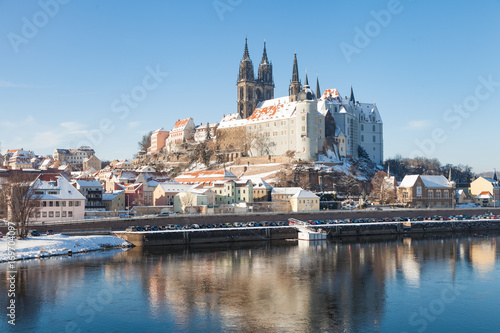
[1,232,500,332]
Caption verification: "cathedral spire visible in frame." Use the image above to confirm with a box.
[349,85,356,104]
[243,37,250,60]
[261,41,268,64]
[304,71,309,86]
[292,53,299,83]
[316,75,321,99]
[289,53,301,102]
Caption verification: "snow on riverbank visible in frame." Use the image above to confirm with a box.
[0,234,132,262]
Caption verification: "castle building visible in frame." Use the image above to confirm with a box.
[158,39,384,165]
[234,38,383,164]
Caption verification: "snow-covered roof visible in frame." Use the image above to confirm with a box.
[247,102,297,123]
[32,174,85,200]
[257,96,291,108]
[240,176,272,189]
[102,190,124,201]
[476,191,492,199]
[175,169,237,182]
[272,187,302,195]
[320,89,342,103]
[292,189,319,199]
[171,118,192,132]
[157,183,198,193]
[221,113,241,122]
[74,179,102,188]
[399,175,452,188]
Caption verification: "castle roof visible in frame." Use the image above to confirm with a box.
[247,102,297,123]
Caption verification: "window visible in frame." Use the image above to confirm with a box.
[69,201,73,207]
[42,212,47,218]
[68,211,73,217]
[56,211,60,217]
[56,201,60,207]
[49,211,54,217]
[43,201,47,207]
[76,201,80,207]
[416,186,422,197]
[436,191,441,199]
[373,136,376,143]
[49,201,53,207]
[373,125,375,131]
[428,190,433,199]
[444,191,449,198]
[361,124,364,130]
[62,211,67,217]
[302,126,306,132]
[361,135,364,142]
[62,201,66,207]
[403,191,408,199]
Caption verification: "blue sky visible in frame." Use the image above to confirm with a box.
[0,0,499,172]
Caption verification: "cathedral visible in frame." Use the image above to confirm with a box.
[228,38,384,164]
[237,38,275,119]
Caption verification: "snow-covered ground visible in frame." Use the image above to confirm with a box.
[0,234,132,262]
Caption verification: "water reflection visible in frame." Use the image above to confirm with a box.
[0,234,499,332]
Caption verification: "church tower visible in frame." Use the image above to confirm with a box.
[256,41,274,105]
[289,54,302,102]
[237,38,257,119]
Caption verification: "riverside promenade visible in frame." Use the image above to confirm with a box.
[2,207,500,237]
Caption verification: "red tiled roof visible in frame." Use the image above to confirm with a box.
[172,118,190,131]
[248,104,284,121]
[39,174,61,182]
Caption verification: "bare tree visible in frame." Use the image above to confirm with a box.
[2,173,40,239]
[246,131,272,157]
[179,192,197,214]
[137,131,153,152]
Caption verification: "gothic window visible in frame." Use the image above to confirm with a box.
[240,87,243,99]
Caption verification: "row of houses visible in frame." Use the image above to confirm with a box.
[393,174,500,208]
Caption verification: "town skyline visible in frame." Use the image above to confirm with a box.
[1,0,499,172]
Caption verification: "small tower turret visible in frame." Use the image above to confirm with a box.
[289,53,302,102]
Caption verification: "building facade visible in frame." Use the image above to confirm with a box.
[30,174,86,222]
[397,175,455,208]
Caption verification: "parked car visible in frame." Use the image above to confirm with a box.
[0,232,3,238]
[150,226,159,231]
[126,226,137,232]
[46,230,54,235]
[29,230,41,236]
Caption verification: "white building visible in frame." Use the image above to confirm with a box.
[318,87,383,164]
[194,123,218,143]
[166,118,196,152]
[31,173,86,222]
[53,146,96,165]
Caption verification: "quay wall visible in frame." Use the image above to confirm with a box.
[312,219,500,237]
[115,227,298,247]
